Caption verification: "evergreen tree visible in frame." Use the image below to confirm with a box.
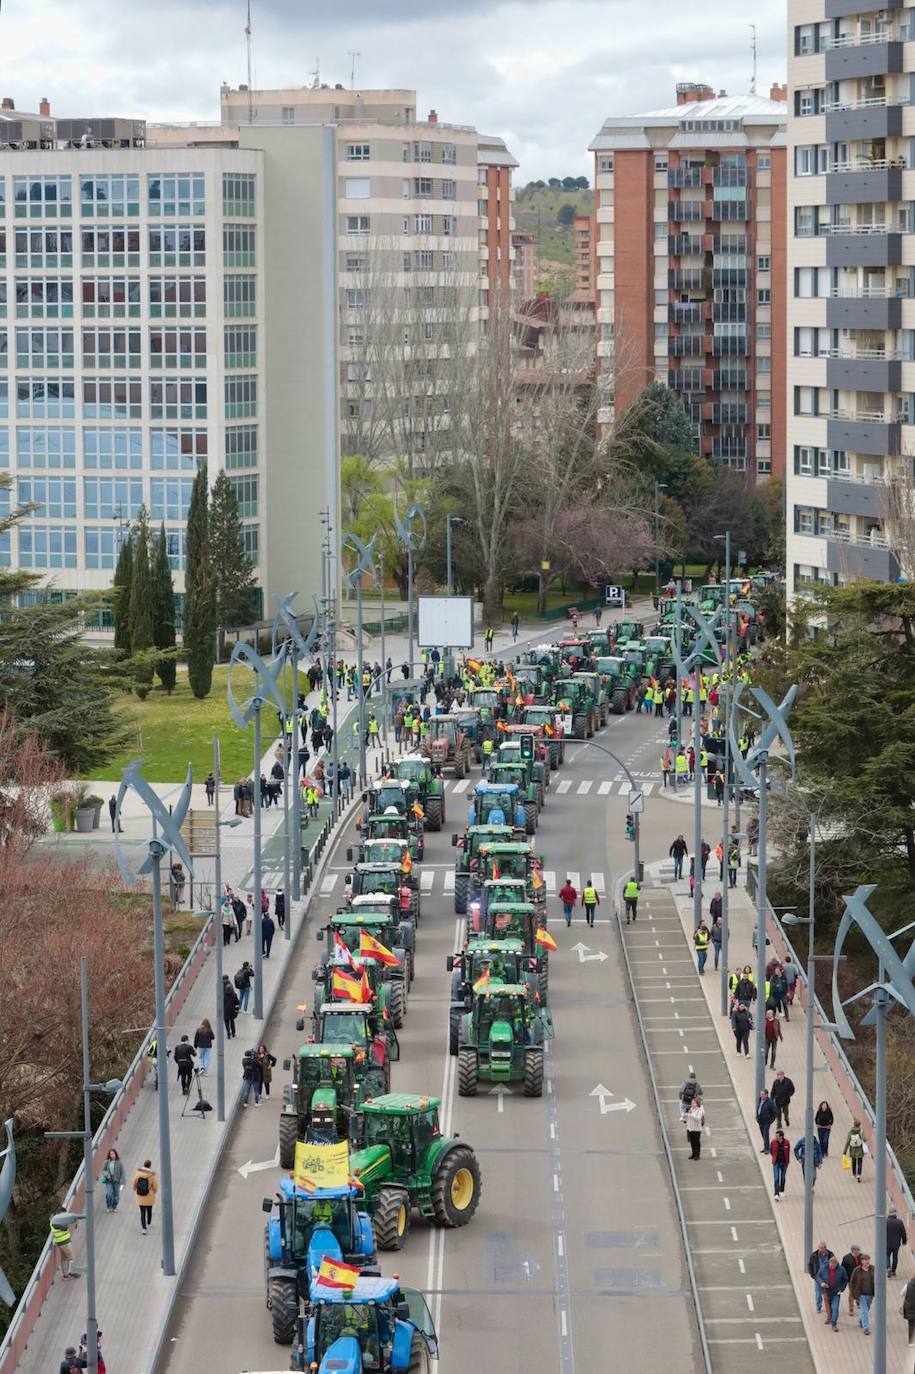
[128,507,154,691]
[184,466,215,699]
[152,523,177,694]
[209,469,258,657]
[112,533,134,654]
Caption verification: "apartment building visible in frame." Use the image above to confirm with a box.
[512,231,539,300]
[573,211,596,298]
[589,84,788,481]
[786,0,915,596]
[0,99,339,618]
[221,83,516,473]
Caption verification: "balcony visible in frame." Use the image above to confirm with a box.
[825,99,903,141]
[669,334,706,357]
[825,35,904,83]
[712,335,748,356]
[713,302,748,323]
[825,349,903,390]
[710,369,749,391]
[825,227,901,268]
[670,302,703,324]
[712,235,749,254]
[712,167,748,187]
[669,234,704,257]
[826,288,904,330]
[826,410,902,455]
[668,370,706,393]
[713,268,748,288]
[826,474,883,518]
[825,529,899,581]
[710,403,750,424]
[827,160,903,205]
[669,268,705,290]
[712,442,748,460]
[668,167,704,189]
[711,201,750,222]
[669,200,705,222]
[826,0,902,16]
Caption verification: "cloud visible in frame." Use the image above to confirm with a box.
[1,0,787,177]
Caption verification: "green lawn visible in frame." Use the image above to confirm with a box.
[84,665,307,785]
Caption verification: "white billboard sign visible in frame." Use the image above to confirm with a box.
[418,596,475,649]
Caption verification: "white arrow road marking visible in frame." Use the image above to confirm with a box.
[237,1146,280,1179]
[589,1084,637,1114]
[571,942,608,963]
[488,1085,511,1112]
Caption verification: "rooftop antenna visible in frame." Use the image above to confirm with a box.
[749,23,757,95]
[245,0,254,123]
[311,57,321,90]
[349,50,361,90]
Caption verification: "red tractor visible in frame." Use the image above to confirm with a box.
[422,715,473,779]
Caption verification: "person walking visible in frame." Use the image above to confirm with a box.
[700,840,710,880]
[235,960,253,1013]
[220,895,235,947]
[108,795,121,833]
[843,1119,866,1182]
[193,1019,214,1075]
[660,748,671,790]
[275,889,286,931]
[231,891,246,942]
[674,749,689,788]
[59,1346,87,1372]
[241,1048,262,1107]
[558,878,577,928]
[727,842,740,889]
[771,1070,795,1129]
[756,1089,777,1154]
[763,1009,783,1067]
[818,1253,848,1330]
[794,1134,823,1190]
[262,909,275,959]
[257,1044,277,1097]
[887,1208,908,1277]
[808,1243,834,1315]
[770,1129,790,1202]
[173,1035,195,1095]
[679,1075,702,1123]
[223,975,239,1039]
[686,1095,705,1160]
[840,1245,863,1319]
[693,922,710,974]
[849,1253,875,1336]
[50,1214,78,1279]
[771,964,789,1021]
[581,879,599,928]
[669,834,688,880]
[132,1159,157,1234]
[731,1002,753,1057]
[101,1148,124,1213]
[484,626,494,653]
[510,611,519,642]
[204,771,216,805]
[902,1272,915,1345]
[623,876,639,925]
[815,1100,833,1158]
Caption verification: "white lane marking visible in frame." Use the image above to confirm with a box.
[556,780,572,795]
[746,1295,754,1312]
[567,871,580,891]
[717,1171,724,1183]
[723,1197,731,1211]
[426,913,465,1342]
[577,780,592,795]
[642,782,655,795]
[738,1257,746,1274]
[443,871,456,892]
[731,1227,739,1241]
[593,871,606,894]
[452,778,470,794]
[598,781,613,795]
[420,868,435,892]
[755,1333,764,1351]
[320,873,337,894]
[544,870,557,894]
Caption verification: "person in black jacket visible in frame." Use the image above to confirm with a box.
[756,1088,777,1153]
[275,889,286,930]
[770,1070,795,1129]
[173,1035,195,1095]
[59,1346,86,1374]
[731,1002,753,1057]
[815,1100,834,1157]
[808,1242,834,1315]
[222,976,239,1039]
[887,1208,908,1277]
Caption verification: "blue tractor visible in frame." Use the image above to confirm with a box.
[466,781,526,835]
[296,1275,439,1373]
[263,1178,379,1345]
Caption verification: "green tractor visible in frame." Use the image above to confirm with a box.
[511,663,550,706]
[349,1093,482,1250]
[468,686,506,733]
[484,898,551,995]
[586,629,612,657]
[552,677,598,738]
[487,761,539,834]
[495,736,549,804]
[305,1001,399,1098]
[447,937,541,1051]
[643,634,676,683]
[346,861,421,924]
[450,822,514,915]
[390,754,446,831]
[350,808,424,864]
[315,908,412,1014]
[594,655,638,714]
[456,984,552,1097]
[571,671,609,727]
[557,638,594,675]
[278,1044,365,1166]
[612,617,644,646]
[475,843,546,912]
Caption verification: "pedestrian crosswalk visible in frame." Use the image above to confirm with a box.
[316,867,607,899]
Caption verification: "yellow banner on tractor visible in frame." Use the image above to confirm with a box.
[294,1140,352,1193]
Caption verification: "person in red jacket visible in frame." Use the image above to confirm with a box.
[770,1129,790,1202]
[558,879,578,927]
[764,1009,783,1067]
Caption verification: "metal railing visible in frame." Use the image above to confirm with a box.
[819,222,891,236]
[831,157,907,173]
[825,28,902,49]
[830,282,913,297]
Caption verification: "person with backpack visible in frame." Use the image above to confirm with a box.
[679,1075,701,1123]
[241,1048,262,1107]
[844,1119,866,1182]
[132,1159,157,1234]
[222,975,239,1039]
[234,960,253,1013]
[770,1129,790,1202]
[231,892,246,942]
[59,1347,86,1373]
[794,1134,823,1190]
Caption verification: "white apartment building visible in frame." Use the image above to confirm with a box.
[786,0,915,595]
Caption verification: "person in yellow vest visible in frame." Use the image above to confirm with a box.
[623,876,639,924]
[683,682,694,718]
[50,1215,77,1279]
[581,879,600,928]
[661,747,672,789]
[675,748,689,788]
[482,736,494,773]
[693,922,711,975]
[699,746,709,780]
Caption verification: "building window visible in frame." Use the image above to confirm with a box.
[757,422,771,441]
[18,476,76,519]
[83,327,142,369]
[225,375,257,419]
[149,275,206,318]
[82,476,144,521]
[84,527,118,569]
[345,178,371,199]
[224,325,257,368]
[164,528,187,571]
[414,214,433,234]
[218,171,256,220]
[150,378,207,420]
[148,173,206,216]
[442,215,456,236]
[242,524,258,562]
[442,143,456,164]
[346,143,371,161]
[150,428,207,470]
[757,455,772,475]
[82,277,142,319]
[16,377,75,419]
[148,225,206,268]
[82,381,142,422]
[223,224,256,266]
[14,228,73,268]
[15,278,74,319]
[757,255,770,273]
[414,250,434,270]
[345,254,367,273]
[83,427,143,469]
[757,153,771,171]
[15,426,76,469]
[757,323,771,340]
[345,288,367,309]
[224,274,256,318]
[228,472,258,518]
[654,154,668,172]
[795,446,814,475]
[80,226,140,268]
[442,179,456,200]
[414,178,433,198]
[18,525,77,568]
[414,141,433,163]
[16,327,74,369]
[281,106,295,124]
[225,424,257,469]
[80,175,140,217]
[757,288,771,305]
[150,476,194,521]
[12,176,72,218]
[599,155,614,173]
[345,215,370,235]
[757,356,771,374]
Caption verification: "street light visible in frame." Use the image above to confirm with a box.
[45,958,122,1374]
[713,531,733,1017]
[445,515,464,681]
[654,482,668,599]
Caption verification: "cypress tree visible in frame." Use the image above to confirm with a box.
[184,466,215,699]
[152,523,177,693]
[128,507,154,692]
[209,470,258,658]
[112,532,134,653]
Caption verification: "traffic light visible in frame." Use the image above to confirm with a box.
[520,734,534,761]
[625,813,635,840]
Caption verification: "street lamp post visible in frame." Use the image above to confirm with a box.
[201,737,243,1123]
[342,532,378,790]
[714,530,732,1017]
[46,959,122,1374]
[654,482,667,599]
[445,515,464,682]
[395,503,427,681]
[672,603,722,931]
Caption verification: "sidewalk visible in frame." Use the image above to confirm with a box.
[669,870,915,1372]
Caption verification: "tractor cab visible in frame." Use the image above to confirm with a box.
[304,1276,439,1373]
[421,715,472,777]
[314,1003,399,1079]
[613,618,643,645]
[450,706,486,759]
[467,781,525,832]
[451,821,513,855]
[448,937,536,1002]
[469,687,503,722]
[512,663,547,702]
[346,867,419,927]
[475,883,530,929]
[455,984,552,1097]
[476,843,545,905]
[587,630,611,657]
[278,1044,360,1163]
[485,897,540,942]
[318,908,412,989]
[352,808,424,864]
[557,638,592,674]
[364,778,414,820]
[358,837,413,868]
[391,754,446,831]
[571,671,608,727]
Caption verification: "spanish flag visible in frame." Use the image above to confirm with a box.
[497,719,508,733]
[515,694,524,707]
[535,926,558,952]
[558,702,571,714]
[472,967,490,994]
[466,658,483,675]
[412,801,425,820]
[332,968,370,1003]
[359,929,400,967]
[532,867,545,892]
[317,1256,360,1291]
[544,722,555,737]
[401,849,413,875]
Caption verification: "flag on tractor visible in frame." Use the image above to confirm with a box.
[332,968,370,1003]
[360,969,372,1003]
[466,658,483,675]
[497,720,508,733]
[412,801,424,819]
[359,929,400,967]
[334,931,356,967]
[544,722,555,737]
[401,849,413,874]
[535,926,558,952]
[472,967,491,994]
[316,1256,360,1291]
[532,867,545,892]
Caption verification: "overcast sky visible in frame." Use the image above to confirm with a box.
[3,0,787,179]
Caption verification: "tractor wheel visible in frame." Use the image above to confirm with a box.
[454,872,469,916]
[389,980,406,1028]
[407,1332,432,1374]
[559,742,566,764]
[431,1145,482,1228]
[458,1047,478,1096]
[523,1048,544,1098]
[373,1186,412,1251]
[268,1275,298,1345]
[408,948,416,984]
[524,801,537,835]
[263,1223,271,1307]
[411,890,420,923]
[538,957,549,999]
[611,687,626,715]
[278,1113,298,1170]
[536,783,545,810]
[590,708,599,736]
[549,742,561,770]
[425,794,443,832]
[449,1006,463,1057]
[572,712,588,739]
[474,743,483,764]
[454,753,465,780]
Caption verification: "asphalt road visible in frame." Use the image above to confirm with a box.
[159,703,706,1374]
